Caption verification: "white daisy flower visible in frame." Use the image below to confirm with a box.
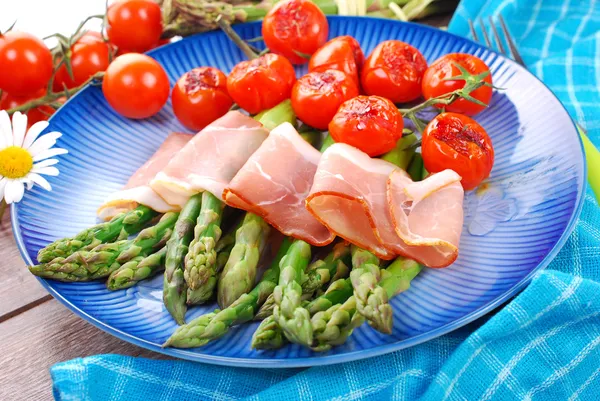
[0,110,67,205]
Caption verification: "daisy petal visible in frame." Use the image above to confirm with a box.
[27,131,62,158]
[5,179,24,204]
[0,110,12,149]
[27,173,52,191]
[32,159,59,169]
[22,120,50,150]
[26,179,34,191]
[11,112,28,148]
[0,177,6,201]
[31,166,59,176]
[33,147,68,162]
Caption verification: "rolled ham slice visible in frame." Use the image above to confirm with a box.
[223,122,335,246]
[151,111,269,208]
[306,143,464,267]
[97,132,192,220]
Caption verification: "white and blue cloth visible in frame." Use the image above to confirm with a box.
[51,1,600,400]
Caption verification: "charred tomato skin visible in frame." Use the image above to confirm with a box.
[361,40,427,103]
[291,69,359,130]
[422,112,494,190]
[172,67,233,131]
[328,95,404,157]
[422,53,493,116]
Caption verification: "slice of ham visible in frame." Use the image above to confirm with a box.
[97,132,192,220]
[306,143,464,267]
[150,111,269,208]
[223,122,335,246]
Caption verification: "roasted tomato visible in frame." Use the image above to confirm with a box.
[329,95,404,156]
[172,67,233,131]
[422,53,492,116]
[309,36,364,83]
[291,69,359,130]
[262,0,328,64]
[422,112,494,190]
[0,31,53,96]
[226,53,296,114]
[361,40,427,103]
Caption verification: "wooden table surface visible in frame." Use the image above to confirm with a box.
[0,14,452,401]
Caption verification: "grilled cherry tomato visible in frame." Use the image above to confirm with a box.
[361,40,427,103]
[102,53,170,119]
[329,95,404,156]
[107,0,163,53]
[172,67,233,131]
[262,0,328,64]
[291,69,358,130]
[0,90,55,127]
[226,53,296,114]
[309,36,364,83]
[0,31,53,96]
[422,112,494,190]
[53,32,112,92]
[422,53,492,116]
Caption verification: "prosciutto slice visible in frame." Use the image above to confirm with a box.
[151,111,269,208]
[306,143,464,267]
[223,122,335,246]
[97,132,191,220]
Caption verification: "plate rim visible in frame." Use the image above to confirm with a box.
[11,16,587,368]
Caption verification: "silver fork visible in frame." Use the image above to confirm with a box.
[468,16,525,66]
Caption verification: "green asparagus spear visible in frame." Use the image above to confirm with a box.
[251,315,286,350]
[381,134,417,170]
[164,238,293,348]
[106,247,167,290]
[214,228,236,272]
[217,213,271,308]
[273,240,313,346]
[163,194,203,325]
[306,278,354,315]
[37,205,158,263]
[184,191,225,304]
[254,99,296,130]
[407,153,424,181]
[29,212,178,281]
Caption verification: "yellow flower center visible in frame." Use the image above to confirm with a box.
[0,146,33,179]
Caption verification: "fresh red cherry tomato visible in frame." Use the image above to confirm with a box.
[107,0,163,53]
[172,67,233,131]
[102,53,170,119]
[422,112,494,190]
[226,53,296,114]
[0,31,53,96]
[291,69,358,130]
[262,0,328,64]
[0,90,55,128]
[422,53,492,116]
[361,40,427,103]
[53,32,112,92]
[309,36,364,84]
[329,95,404,156]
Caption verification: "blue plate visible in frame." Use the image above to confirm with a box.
[12,17,585,368]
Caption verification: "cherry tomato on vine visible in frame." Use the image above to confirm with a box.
[262,0,328,64]
[422,53,492,116]
[422,112,494,190]
[291,69,358,130]
[53,32,112,92]
[0,31,53,96]
[107,0,163,53]
[102,53,170,119]
[0,90,55,127]
[227,53,296,114]
[328,95,404,157]
[172,67,233,131]
[309,36,364,84]
[361,40,427,103]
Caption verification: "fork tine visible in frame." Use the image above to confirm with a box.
[468,19,480,42]
[478,18,492,47]
[489,17,507,54]
[498,15,526,66]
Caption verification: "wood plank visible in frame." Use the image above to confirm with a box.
[0,299,166,401]
[0,208,49,318]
